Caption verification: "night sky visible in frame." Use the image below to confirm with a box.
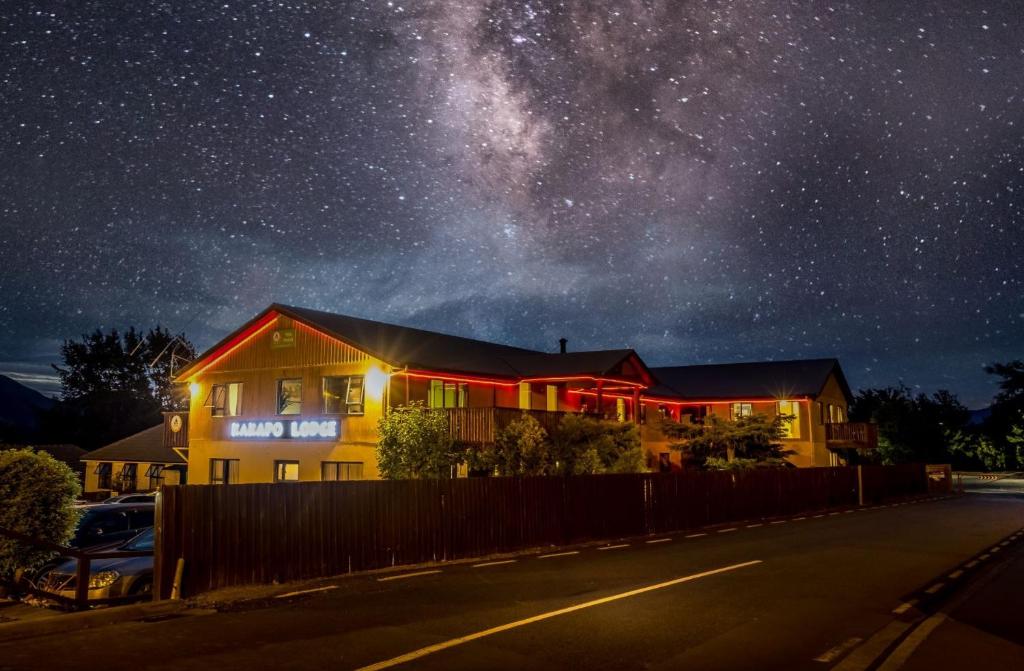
[1,2,1021,407]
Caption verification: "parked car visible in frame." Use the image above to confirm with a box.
[70,503,155,552]
[37,527,155,601]
[103,492,157,504]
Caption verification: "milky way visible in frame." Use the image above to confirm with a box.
[1,1,1021,405]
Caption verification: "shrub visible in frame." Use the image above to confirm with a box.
[492,413,551,476]
[376,402,455,479]
[0,448,81,578]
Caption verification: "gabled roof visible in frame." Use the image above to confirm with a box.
[82,425,186,465]
[178,304,653,384]
[648,358,852,402]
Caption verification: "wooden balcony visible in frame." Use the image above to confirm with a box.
[445,408,571,445]
[825,422,878,450]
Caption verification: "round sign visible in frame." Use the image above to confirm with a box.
[170,415,183,433]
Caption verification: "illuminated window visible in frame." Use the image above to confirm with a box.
[277,378,302,415]
[209,382,243,417]
[429,380,467,408]
[616,397,626,422]
[777,400,801,439]
[145,464,164,490]
[321,461,363,481]
[95,462,112,490]
[209,458,239,485]
[546,385,558,412]
[730,403,753,420]
[519,382,531,410]
[828,404,845,424]
[323,376,365,414]
[273,460,299,482]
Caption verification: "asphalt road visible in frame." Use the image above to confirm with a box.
[2,494,1023,671]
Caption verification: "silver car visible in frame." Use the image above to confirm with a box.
[39,527,155,601]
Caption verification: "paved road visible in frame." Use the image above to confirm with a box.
[959,472,1024,496]
[2,494,1023,671]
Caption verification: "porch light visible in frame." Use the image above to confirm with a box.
[365,365,388,399]
[189,382,201,398]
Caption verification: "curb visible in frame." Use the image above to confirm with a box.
[0,599,188,644]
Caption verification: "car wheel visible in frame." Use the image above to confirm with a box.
[128,577,153,597]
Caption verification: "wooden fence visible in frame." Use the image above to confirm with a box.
[154,465,928,599]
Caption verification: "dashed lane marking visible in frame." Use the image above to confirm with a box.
[948,570,963,579]
[892,600,917,615]
[965,560,978,568]
[377,570,443,582]
[355,560,764,671]
[275,585,339,599]
[646,538,672,544]
[717,528,738,534]
[770,521,787,525]
[924,582,944,594]
[598,544,629,551]
[814,637,863,664]
[793,516,807,521]
[539,551,580,559]
[473,560,517,568]
[746,523,764,528]
[685,533,708,539]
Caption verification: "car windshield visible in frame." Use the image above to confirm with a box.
[121,528,154,551]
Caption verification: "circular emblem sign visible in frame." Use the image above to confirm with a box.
[169,415,183,433]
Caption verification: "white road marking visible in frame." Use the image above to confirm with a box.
[829,512,841,516]
[990,546,1001,553]
[717,527,738,533]
[539,551,579,559]
[473,560,517,568]
[965,560,978,568]
[875,614,947,671]
[598,544,629,551]
[746,523,764,528]
[685,533,707,539]
[275,585,339,599]
[813,514,825,518]
[377,570,442,582]
[793,516,807,521]
[844,510,855,514]
[646,538,671,544]
[769,520,787,525]
[814,637,863,663]
[355,560,764,671]
[924,582,944,594]
[979,554,990,561]
[892,600,917,615]
[948,570,963,579]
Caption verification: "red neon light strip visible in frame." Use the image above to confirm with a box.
[570,389,812,406]
[188,311,279,378]
[405,370,647,388]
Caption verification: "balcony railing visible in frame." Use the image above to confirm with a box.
[825,422,878,449]
[446,408,574,444]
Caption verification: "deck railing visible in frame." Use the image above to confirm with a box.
[825,422,878,449]
[445,408,575,444]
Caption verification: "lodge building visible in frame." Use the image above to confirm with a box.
[87,303,877,492]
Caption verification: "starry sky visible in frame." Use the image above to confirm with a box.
[1,1,1021,407]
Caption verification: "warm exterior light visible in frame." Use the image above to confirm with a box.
[189,382,201,397]
[365,365,388,399]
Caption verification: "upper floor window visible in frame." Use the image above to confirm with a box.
[209,382,243,417]
[777,400,801,439]
[429,380,467,408]
[277,378,302,415]
[519,382,531,410]
[546,385,558,412]
[730,403,753,420]
[828,404,845,424]
[616,397,627,423]
[323,376,365,414]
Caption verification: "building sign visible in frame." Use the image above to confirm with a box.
[270,328,296,349]
[229,419,338,440]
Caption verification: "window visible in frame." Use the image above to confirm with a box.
[274,460,300,482]
[209,382,243,417]
[828,404,845,424]
[616,397,627,423]
[777,401,801,439]
[519,382,531,410]
[95,462,113,490]
[210,458,239,485]
[429,380,467,408]
[277,378,302,415]
[145,464,164,490]
[323,376,365,414]
[546,385,558,412]
[117,464,138,492]
[730,403,753,420]
[321,461,364,481]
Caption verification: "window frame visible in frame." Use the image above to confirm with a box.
[95,462,113,489]
[145,464,164,489]
[321,461,364,481]
[209,458,239,485]
[210,382,244,417]
[273,460,300,483]
[518,382,531,410]
[730,402,753,420]
[322,375,366,415]
[276,378,303,415]
[777,400,802,439]
[428,379,468,409]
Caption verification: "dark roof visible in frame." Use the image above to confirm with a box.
[179,304,652,383]
[82,425,186,465]
[649,358,852,402]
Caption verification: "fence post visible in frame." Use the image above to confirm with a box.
[74,555,90,609]
[857,465,864,507]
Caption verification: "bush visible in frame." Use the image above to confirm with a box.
[0,448,81,578]
[551,414,644,475]
[376,402,455,479]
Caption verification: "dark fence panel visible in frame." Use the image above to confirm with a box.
[155,465,928,599]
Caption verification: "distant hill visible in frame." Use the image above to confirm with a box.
[0,374,56,441]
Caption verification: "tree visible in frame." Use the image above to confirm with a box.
[549,414,644,475]
[849,385,969,465]
[376,402,456,479]
[983,361,1024,457]
[491,413,551,476]
[0,449,81,579]
[41,326,195,450]
[662,414,792,469]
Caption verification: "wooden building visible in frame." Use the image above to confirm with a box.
[81,419,188,498]
[172,304,876,484]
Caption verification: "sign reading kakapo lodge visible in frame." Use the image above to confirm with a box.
[229,419,338,440]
